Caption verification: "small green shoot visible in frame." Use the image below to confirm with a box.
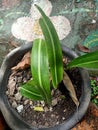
[91,79,98,106]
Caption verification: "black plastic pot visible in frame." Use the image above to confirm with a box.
[0,42,91,130]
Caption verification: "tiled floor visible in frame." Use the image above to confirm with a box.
[0,103,97,130]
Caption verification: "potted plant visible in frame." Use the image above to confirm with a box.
[0,5,97,130]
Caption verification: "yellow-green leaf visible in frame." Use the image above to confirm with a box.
[34,106,44,112]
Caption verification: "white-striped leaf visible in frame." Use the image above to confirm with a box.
[67,50,98,69]
[31,39,51,105]
[20,80,43,100]
[35,5,63,88]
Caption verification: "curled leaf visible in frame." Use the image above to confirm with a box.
[76,43,90,53]
[63,71,79,107]
[12,52,30,71]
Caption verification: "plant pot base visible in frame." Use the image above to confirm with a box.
[0,43,91,130]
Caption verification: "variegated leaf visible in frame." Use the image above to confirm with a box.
[35,5,63,88]
[31,39,51,105]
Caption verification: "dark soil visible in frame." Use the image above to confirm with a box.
[6,68,82,128]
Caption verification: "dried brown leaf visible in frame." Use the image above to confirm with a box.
[77,43,90,53]
[63,71,79,107]
[12,52,30,71]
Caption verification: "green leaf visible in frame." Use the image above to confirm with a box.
[35,5,63,88]
[31,39,51,105]
[82,30,98,49]
[20,80,43,100]
[67,50,98,69]
[63,72,79,106]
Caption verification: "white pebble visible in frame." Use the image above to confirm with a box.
[49,107,53,111]
[17,105,23,113]
[62,117,65,120]
[92,19,96,23]
[15,92,22,101]
[24,100,29,105]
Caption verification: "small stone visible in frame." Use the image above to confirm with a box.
[52,98,57,106]
[6,91,9,95]
[12,101,17,108]
[29,100,33,105]
[17,105,23,113]
[49,107,53,111]
[23,77,27,83]
[44,107,49,112]
[51,114,55,118]
[24,99,29,105]
[56,115,59,119]
[17,77,22,83]
[32,121,36,126]
[92,19,96,23]
[45,122,49,127]
[15,92,22,101]
[40,101,45,106]
[8,78,16,95]
[63,109,67,112]
[62,117,65,120]
[56,121,59,125]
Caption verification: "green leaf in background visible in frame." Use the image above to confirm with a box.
[67,50,98,69]
[76,0,80,2]
[82,30,98,49]
[35,5,63,88]
[31,39,51,105]
[20,80,43,100]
